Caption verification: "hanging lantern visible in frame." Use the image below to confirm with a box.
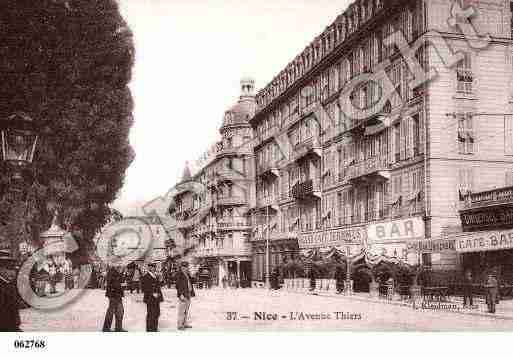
[0,113,40,182]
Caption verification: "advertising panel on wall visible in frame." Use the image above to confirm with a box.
[298,226,366,256]
[366,217,425,261]
[460,205,513,232]
[454,229,513,253]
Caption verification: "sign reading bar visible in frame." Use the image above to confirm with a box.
[298,227,366,249]
[460,206,513,232]
[407,239,456,253]
[367,217,425,244]
[455,229,513,253]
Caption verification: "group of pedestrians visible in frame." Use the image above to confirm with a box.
[102,261,195,332]
[30,257,78,297]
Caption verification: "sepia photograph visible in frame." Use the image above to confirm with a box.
[1,1,513,350]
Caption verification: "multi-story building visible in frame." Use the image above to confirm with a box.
[169,79,256,286]
[249,0,513,288]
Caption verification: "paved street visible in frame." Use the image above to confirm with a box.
[19,288,513,331]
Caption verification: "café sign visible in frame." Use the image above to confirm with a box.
[298,227,366,249]
[460,206,513,232]
[367,217,425,244]
[455,229,513,253]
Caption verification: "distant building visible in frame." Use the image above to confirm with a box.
[169,79,256,286]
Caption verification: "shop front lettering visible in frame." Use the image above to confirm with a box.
[368,217,425,243]
[460,207,513,231]
[298,228,366,249]
[456,230,513,253]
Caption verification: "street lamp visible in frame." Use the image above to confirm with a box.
[0,112,39,185]
[0,112,40,260]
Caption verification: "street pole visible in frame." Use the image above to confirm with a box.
[265,205,270,290]
[7,189,26,262]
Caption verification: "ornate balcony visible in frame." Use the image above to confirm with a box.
[193,224,217,236]
[291,136,322,163]
[216,195,247,207]
[291,179,321,200]
[217,217,252,231]
[257,196,279,211]
[346,155,391,183]
[257,161,280,178]
[459,186,513,211]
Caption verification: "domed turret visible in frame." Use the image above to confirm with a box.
[221,77,256,130]
[180,161,192,183]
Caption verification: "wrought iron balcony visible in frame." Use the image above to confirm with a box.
[215,195,247,207]
[257,161,280,177]
[217,217,251,231]
[290,179,321,200]
[291,136,322,163]
[257,196,279,210]
[459,186,513,211]
[346,155,391,183]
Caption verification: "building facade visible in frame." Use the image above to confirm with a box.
[249,0,513,286]
[169,79,256,287]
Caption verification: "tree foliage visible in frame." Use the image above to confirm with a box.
[0,0,135,257]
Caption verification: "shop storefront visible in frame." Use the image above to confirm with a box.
[367,216,426,266]
[458,186,513,285]
[455,229,513,284]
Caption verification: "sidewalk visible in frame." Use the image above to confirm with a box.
[287,288,513,321]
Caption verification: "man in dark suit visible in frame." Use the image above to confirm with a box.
[176,261,195,330]
[102,265,127,332]
[462,270,474,308]
[141,263,164,332]
[0,258,21,332]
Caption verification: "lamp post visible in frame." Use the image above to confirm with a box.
[0,113,40,261]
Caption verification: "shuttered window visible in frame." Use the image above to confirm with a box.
[505,115,513,155]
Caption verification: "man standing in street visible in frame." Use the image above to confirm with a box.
[176,261,195,330]
[462,270,474,308]
[485,273,499,314]
[102,265,127,332]
[141,263,164,332]
[0,257,21,332]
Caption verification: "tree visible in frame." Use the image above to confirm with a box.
[0,0,135,261]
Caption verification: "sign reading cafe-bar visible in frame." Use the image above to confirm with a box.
[455,229,513,253]
[298,227,366,249]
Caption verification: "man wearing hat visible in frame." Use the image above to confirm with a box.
[141,262,164,332]
[175,261,195,330]
[0,256,22,332]
[102,265,127,332]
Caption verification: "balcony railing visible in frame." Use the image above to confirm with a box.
[290,179,321,200]
[257,196,279,209]
[256,162,280,177]
[193,224,217,236]
[216,195,247,207]
[291,136,322,162]
[460,186,513,210]
[217,217,251,230]
[346,155,391,182]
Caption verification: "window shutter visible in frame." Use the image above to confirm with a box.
[406,116,413,159]
[467,167,474,191]
[505,115,513,155]
[506,172,513,187]
[400,120,406,160]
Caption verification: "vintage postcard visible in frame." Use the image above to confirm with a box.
[2,0,513,343]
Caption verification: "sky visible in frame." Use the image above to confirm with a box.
[113,0,351,215]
